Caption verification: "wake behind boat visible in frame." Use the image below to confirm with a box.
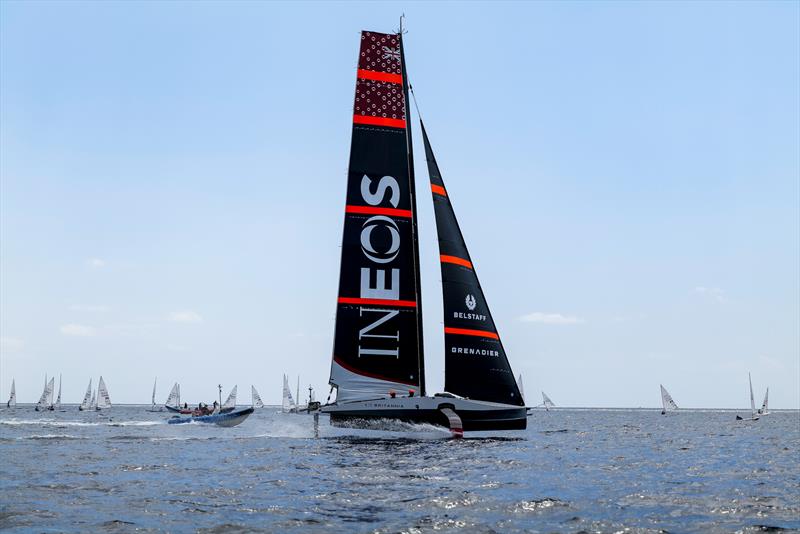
[320,26,526,435]
[167,406,254,427]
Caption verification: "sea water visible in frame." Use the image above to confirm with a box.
[1,407,798,533]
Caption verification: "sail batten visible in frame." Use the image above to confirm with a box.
[421,121,523,406]
[329,30,424,402]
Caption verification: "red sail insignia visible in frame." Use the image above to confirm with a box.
[354,32,405,129]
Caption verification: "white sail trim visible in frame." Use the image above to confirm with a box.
[251,385,264,408]
[223,386,237,409]
[330,360,420,403]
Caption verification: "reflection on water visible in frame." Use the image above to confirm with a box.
[1,407,798,533]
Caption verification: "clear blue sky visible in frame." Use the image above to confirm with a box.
[1,1,798,408]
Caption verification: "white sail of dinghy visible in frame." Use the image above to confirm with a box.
[282,374,295,413]
[54,374,62,411]
[147,377,164,412]
[79,379,92,411]
[96,376,111,410]
[90,390,97,410]
[221,385,237,413]
[164,382,181,411]
[660,384,678,414]
[251,385,264,408]
[759,388,770,415]
[35,377,54,412]
[517,374,525,404]
[542,392,555,411]
[6,379,16,408]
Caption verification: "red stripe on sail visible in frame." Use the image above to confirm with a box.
[440,255,473,269]
[338,297,417,308]
[333,356,420,387]
[345,205,413,218]
[444,327,499,340]
[431,184,447,196]
[357,69,403,84]
[353,115,407,129]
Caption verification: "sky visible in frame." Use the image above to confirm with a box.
[1,1,798,408]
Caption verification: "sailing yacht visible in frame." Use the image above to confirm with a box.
[251,385,264,408]
[736,373,759,421]
[660,384,678,415]
[6,379,15,408]
[320,27,527,433]
[79,379,93,411]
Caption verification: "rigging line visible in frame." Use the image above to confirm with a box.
[409,85,423,122]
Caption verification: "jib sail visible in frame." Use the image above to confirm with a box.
[421,121,523,406]
[329,31,425,402]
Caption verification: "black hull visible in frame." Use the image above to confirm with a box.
[328,406,527,431]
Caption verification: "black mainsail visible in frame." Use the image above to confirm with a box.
[421,121,524,406]
[329,31,425,402]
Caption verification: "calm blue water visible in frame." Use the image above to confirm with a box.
[1,406,798,533]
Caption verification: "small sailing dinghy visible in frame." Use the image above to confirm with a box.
[54,374,63,411]
[79,379,93,411]
[252,385,264,408]
[35,376,54,412]
[6,379,15,408]
[95,376,111,411]
[147,377,164,412]
[167,406,254,427]
[541,392,556,411]
[164,382,187,413]
[90,390,97,410]
[282,374,296,413]
[320,27,527,434]
[736,373,759,421]
[220,385,237,414]
[758,387,770,416]
[660,384,678,415]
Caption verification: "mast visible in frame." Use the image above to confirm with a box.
[398,16,425,397]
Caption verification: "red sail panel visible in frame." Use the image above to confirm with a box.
[329,31,424,402]
[421,120,524,406]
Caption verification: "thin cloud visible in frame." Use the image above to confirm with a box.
[694,286,726,302]
[167,310,203,323]
[70,304,110,312]
[60,324,97,337]
[0,337,25,353]
[86,258,106,269]
[519,312,585,325]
